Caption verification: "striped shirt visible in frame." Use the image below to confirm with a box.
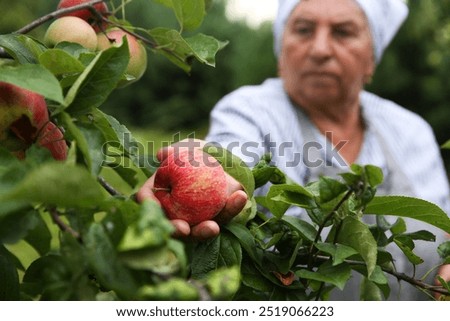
[206,78,450,215]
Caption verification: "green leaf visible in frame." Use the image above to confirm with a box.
[231,196,257,224]
[224,223,262,264]
[393,235,424,265]
[390,217,407,235]
[437,276,450,292]
[90,109,146,172]
[64,39,130,114]
[77,122,108,176]
[0,245,20,300]
[204,143,255,197]
[282,215,317,242]
[437,241,450,259]
[84,223,138,300]
[148,28,226,72]
[0,34,45,64]
[0,64,64,104]
[266,183,315,218]
[191,232,241,279]
[318,176,348,203]
[118,200,174,251]
[0,208,38,244]
[364,165,384,187]
[39,48,85,75]
[297,261,351,290]
[206,266,240,300]
[153,0,205,31]
[360,277,383,301]
[315,243,358,266]
[0,163,106,209]
[22,253,83,300]
[138,278,199,300]
[190,236,220,279]
[239,258,275,292]
[119,246,181,274]
[442,140,450,149]
[24,211,52,256]
[251,153,287,188]
[60,112,96,174]
[366,196,450,234]
[402,230,436,242]
[185,33,228,67]
[336,216,378,277]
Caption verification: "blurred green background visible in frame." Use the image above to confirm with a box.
[1,0,449,169]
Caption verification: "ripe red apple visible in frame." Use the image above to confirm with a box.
[44,16,98,50]
[37,122,68,161]
[153,149,228,226]
[97,29,148,87]
[0,82,49,152]
[57,0,109,32]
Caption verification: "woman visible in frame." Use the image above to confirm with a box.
[138,0,450,299]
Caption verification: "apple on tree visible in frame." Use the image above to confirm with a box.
[57,0,109,32]
[44,16,98,50]
[152,148,228,226]
[0,82,68,161]
[0,82,49,152]
[97,29,148,87]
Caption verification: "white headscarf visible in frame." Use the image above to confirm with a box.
[273,0,409,63]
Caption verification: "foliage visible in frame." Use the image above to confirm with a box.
[367,0,450,168]
[0,0,449,301]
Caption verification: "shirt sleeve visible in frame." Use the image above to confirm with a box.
[205,88,267,167]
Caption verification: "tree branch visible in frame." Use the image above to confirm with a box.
[49,207,81,241]
[313,255,450,297]
[98,176,122,196]
[15,0,106,34]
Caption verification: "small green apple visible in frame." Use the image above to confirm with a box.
[97,29,148,87]
[44,16,98,50]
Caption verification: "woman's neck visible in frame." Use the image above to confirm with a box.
[298,100,365,164]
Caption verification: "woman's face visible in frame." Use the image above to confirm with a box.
[278,0,375,108]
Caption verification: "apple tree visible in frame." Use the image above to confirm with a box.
[0,0,449,301]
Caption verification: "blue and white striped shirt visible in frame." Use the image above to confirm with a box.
[206,78,450,215]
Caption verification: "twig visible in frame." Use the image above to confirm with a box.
[98,176,122,196]
[313,254,450,297]
[49,207,81,241]
[15,0,106,34]
[308,188,354,270]
[13,0,158,50]
[96,16,157,49]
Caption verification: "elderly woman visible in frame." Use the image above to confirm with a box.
[138,0,450,299]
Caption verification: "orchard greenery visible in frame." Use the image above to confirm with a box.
[0,0,449,301]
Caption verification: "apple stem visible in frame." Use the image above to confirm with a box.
[152,187,171,193]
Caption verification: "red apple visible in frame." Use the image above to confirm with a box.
[0,82,49,152]
[153,149,228,226]
[44,16,98,50]
[97,29,148,87]
[36,121,68,161]
[57,0,109,32]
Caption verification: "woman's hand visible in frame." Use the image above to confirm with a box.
[136,139,248,241]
